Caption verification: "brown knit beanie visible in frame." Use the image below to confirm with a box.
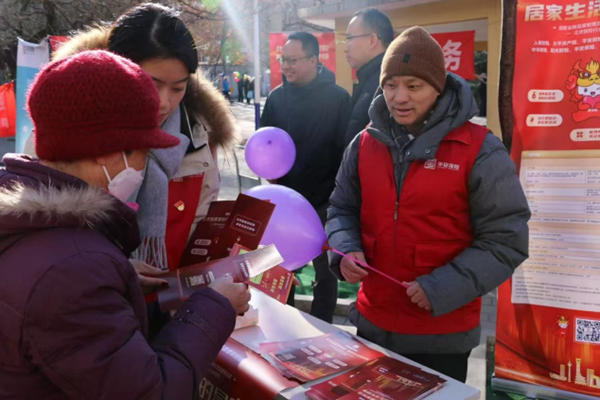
[380,26,447,93]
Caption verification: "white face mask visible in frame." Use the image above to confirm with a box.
[102,152,145,203]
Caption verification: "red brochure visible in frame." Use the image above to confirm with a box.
[258,332,384,383]
[307,357,446,400]
[179,201,235,267]
[210,194,275,259]
[230,243,294,304]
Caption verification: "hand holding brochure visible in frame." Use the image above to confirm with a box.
[158,245,283,312]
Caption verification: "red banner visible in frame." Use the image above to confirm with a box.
[269,32,336,90]
[495,1,600,398]
[0,82,16,138]
[431,31,476,80]
[49,36,69,53]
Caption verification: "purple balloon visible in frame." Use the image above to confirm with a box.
[245,127,296,180]
[245,185,326,271]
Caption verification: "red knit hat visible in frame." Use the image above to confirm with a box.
[27,50,180,161]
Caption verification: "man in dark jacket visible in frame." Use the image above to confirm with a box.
[260,32,352,323]
[0,50,250,399]
[344,8,394,146]
[326,27,530,382]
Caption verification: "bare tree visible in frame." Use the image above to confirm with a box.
[0,0,144,79]
[0,0,228,80]
[0,0,341,85]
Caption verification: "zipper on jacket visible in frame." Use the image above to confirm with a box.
[391,138,411,324]
[391,146,406,330]
[393,140,410,221]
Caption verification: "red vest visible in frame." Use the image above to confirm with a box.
[145,174,204,304]
[165,174,204,270]
[357,122,487,335]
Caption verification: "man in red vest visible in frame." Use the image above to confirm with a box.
[326,26,530,382]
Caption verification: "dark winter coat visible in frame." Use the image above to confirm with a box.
[345,53,384,146]
[0,154,236,399]
[260,65,352,208]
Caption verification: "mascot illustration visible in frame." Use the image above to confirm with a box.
[566,59,600,122]
[556,315,569,338]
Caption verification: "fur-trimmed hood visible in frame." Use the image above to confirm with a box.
[53,26,240,150]
[0,154,140,255]
[0,183,118,234]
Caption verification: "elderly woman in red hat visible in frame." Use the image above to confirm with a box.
[0,50,249,399]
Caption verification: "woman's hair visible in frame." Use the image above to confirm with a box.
[108,3,198,73]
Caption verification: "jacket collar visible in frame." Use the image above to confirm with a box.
[0,154,140,255]
[356,53,384,84]
[282,63,336,93]
[366,73,479,160]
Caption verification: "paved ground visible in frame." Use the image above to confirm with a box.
[222,101,496,398]
[217,101,264,201]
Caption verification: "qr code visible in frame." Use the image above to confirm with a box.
[575,318,600,344]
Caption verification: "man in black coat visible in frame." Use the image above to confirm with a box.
[237,75,245,102]
[260,32,351,323]
[344,8,394,146]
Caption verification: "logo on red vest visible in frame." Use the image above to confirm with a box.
[423,159,460,171]
[424,159,436,170]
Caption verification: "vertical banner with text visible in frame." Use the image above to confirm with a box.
[15,38,49,153]
[494,1,600,399]
[269,32,336,90]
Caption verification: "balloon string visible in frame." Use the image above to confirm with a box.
[324,246,409,289]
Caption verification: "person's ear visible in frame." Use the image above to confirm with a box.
[369,33,379,49]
